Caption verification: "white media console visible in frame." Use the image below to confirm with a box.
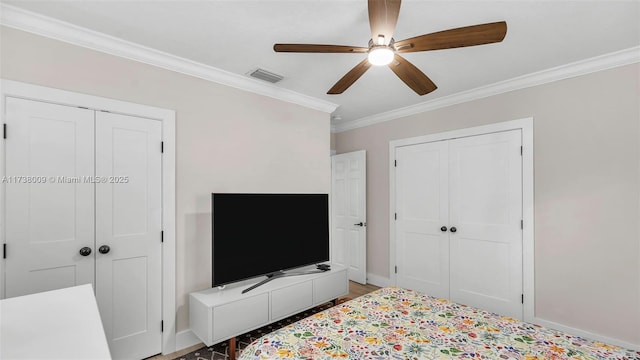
[189,264,348,358]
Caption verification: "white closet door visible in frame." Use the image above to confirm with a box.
[95,112,162,360]
[448,130,522,318]
[395,141,449,299]
[331,150,367,284]
[4,98,95,298]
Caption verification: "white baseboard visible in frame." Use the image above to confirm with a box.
[175,329,203,352]
[533,317,639,351]
[366,273,393,288]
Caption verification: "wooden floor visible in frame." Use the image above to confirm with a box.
[347,280,381,299]
[147,281,380,360]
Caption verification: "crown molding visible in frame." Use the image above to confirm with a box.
[3,3,636,128]
[333,45,640,133]
[0,4,339,114]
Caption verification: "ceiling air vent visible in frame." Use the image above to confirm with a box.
[248,68,284,83]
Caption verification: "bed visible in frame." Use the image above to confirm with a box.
[239,287,639,359]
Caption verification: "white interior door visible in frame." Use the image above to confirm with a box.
[393,129,523,318]
[395,141,450,299]
[95,112,163,360]
[4,98,95,298]
[449,130,523,319]
[331,150,366,284]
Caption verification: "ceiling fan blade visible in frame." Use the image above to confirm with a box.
[388,54,437,95]
[368,0,401,45]
[395,21,507,53]
[327,58,372,94]
[274,44,368,53]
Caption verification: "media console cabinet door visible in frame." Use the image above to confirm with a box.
[313,270,348,304]
[212,293,269,343]
[271,281,313,320]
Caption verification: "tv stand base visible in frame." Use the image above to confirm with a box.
[241,268,329,294]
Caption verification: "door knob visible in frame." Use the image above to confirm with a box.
[450,226,457,233]
[354,222,364,227]
[98,245,110,254]
[79,247,92,256]
[440,226,448,232]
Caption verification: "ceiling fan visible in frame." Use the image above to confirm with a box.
[273,0,507,96]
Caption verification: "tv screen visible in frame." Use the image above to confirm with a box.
[212,193,330,287]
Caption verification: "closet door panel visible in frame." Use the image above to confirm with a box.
[95,112,162,360]
[4,98,95,298]
[449,130,523,319]
[395,141,449,299]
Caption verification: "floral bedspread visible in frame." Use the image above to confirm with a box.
[239,287,639,360]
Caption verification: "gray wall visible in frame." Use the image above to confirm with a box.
[335,63,640,345]
[0,26,331,333]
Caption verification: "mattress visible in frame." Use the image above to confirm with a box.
[239,287,639,359]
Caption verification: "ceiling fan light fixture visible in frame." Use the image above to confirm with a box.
[368,46,394,66]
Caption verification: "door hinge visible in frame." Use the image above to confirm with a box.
[394,213,397,220]
[520,146,523,156]
[394,265,397,274]
[161,320,164,332]
[161,231,164,243]
[161,141,164,153]
[3,124,6,139]
[521,220,523,229]
[394,160,397,167]
[521,294,524,304]
[3,244,6,259]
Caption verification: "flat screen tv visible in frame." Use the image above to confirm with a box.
[212,193,330,290]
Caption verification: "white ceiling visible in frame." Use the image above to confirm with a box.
[4,0,640,126]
